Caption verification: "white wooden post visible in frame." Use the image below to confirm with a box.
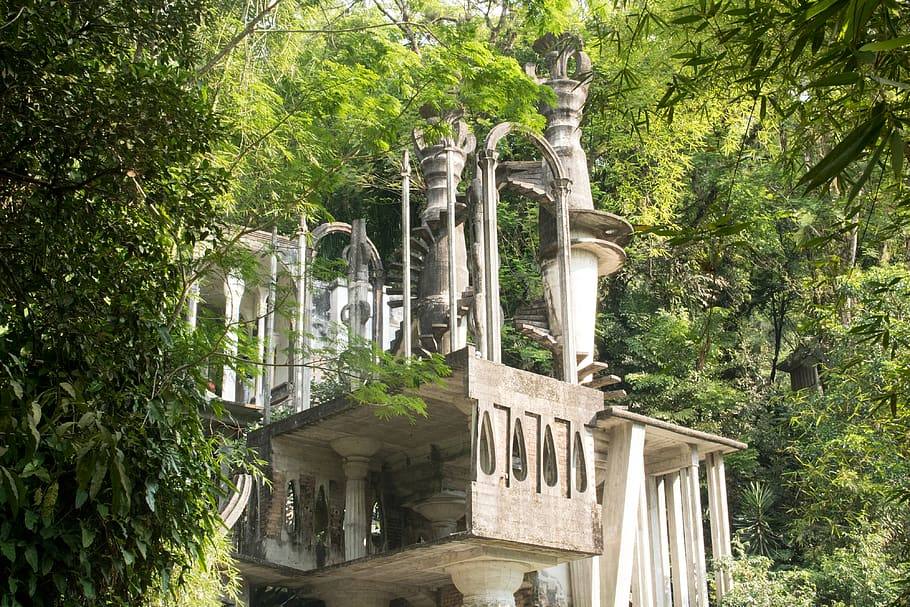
[665,471,691,607]
[600,421,646,607]
[706,452,733,601]
[633,480,655,607]
[684,447,709,607]
[647,476,672,607]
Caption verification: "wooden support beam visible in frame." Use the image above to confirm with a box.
[706,452,733,601]
[599,421,646,607]
[647,476,672,607]
[685,446,709,607]
[665,472,690,607]
[632,480,655,607]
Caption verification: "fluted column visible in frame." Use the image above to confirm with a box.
[330,437,382,560]
[569,557,600,607]
[221,272,245,402]
[447,559,528,607]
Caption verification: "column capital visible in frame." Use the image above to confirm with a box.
[330,436,382,460]
[447,559,530,607]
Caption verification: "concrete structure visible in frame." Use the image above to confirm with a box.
[194,33,742,607]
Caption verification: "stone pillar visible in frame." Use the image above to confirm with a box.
[569,557,600,607]
[294,218,308,411]
[413,113,475,355]
[222,272,245,402]
[330,437,382,560]
[255,288,268,405]
[527,34,631,376]
[447,559,528,607]
[187,281,200,330]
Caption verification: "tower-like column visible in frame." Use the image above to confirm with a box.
[330,437,382,560]
[447,559,529,607]
[413,112,476,354]
[221,272,245,402]
[345,218,373,343]
[527,35,631,379]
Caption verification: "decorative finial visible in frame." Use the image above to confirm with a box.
[524,33,592,85]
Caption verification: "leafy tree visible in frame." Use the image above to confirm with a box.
[0,0,242,604]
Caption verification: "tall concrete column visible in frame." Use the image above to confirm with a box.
[186,281,200,330]
[569,557,600,607]
[330,437,382,560]
[221,272,245,402]
[413,113,475,355]
[447,559,529,607]
[254,289,268,405]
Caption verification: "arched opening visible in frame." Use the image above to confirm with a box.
[573,432,587,493]
[284,480,298,535]
[479,410,496,475]
[511,419,528,482]
[370,498,385,551]
[542,425,558,488]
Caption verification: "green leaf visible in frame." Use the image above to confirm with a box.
[0,541,14,562]
[121,547,135,566]
[671,14,704,23]
[806,0,845,20]
[60,382,76,399]
[81,525,95,548]
[24,546,37,572]
[110,456,131,514]
[799,107,886,190]
[806,72,860,87]
[0,467,19,515]
[75,489,88,509]
[859,36,910,52]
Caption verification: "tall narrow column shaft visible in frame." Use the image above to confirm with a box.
[187,282,200,329]
[254,289,267,405]
[600,421,646,607]
[331,437,381,561]
[401,149,412,358]
[569,557,600,607]
[342,458,369,560]
[294,218,308,411]
[706,452,733,601]
[221,272,245,402]
[261,227,278,422]
[479,149,501,362]
[445,147,459,350]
